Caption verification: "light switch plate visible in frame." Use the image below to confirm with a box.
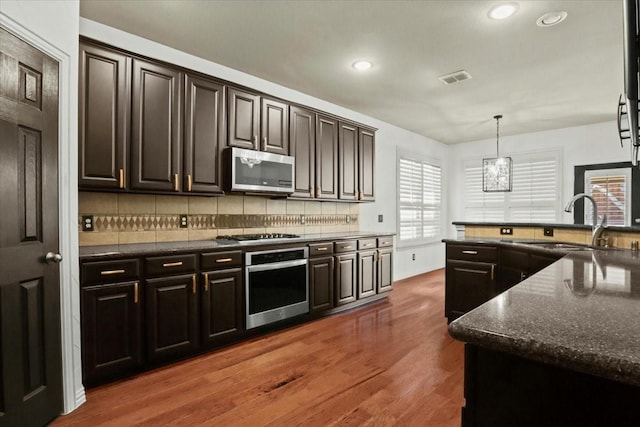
[378,214,383,223]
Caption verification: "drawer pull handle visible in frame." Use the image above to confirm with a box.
[192,275,196,294]
[215,258,233,263]
[100,269,125,276]
[462,250,478,255]
[173,173,179,192]
[119,169,125,189]
[163,261,183,268]
[187,174,192,192]
[134,282,139,304]
[363,243,373,247]
[491,264,495,281]
[204,273,209,292]
[343,245,353,249]
[381,241,390,245]
[316,247,328,251]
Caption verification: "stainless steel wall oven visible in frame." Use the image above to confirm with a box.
[245,247,309,329]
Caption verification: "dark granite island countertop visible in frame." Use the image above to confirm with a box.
[449,248,640,386]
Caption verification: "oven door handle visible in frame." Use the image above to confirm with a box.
[246,258,308,272]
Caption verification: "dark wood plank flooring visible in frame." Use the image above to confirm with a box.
[53,269,463,426]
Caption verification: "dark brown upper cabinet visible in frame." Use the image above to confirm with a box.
[227,87,289,155]
[289,105,316,198]
[316,114,339,200]
[131,59,183,192]
[359,128,375,201]
[184,74,224,194]
[338,121,359,201]
[227,87,259,150]
[261,97,289,155]
[78,41,130,190]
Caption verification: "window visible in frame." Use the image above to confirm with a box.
[398,155,442,245]
[464,151,560,222]
[574,162,638,227]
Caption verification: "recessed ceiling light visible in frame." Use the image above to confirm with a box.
[488,3,519,20]
[536,11,568,27]
[352,60,372,71]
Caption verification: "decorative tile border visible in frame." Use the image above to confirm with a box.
[80,214,358,233]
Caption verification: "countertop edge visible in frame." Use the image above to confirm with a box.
[452,221,640,233]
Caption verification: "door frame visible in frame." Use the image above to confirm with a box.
[0,14,86,414]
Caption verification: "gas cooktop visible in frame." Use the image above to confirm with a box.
[216,233,301,242]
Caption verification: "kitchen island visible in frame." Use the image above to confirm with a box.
[448,245,640,426]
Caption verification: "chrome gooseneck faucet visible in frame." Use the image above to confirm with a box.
[564,193,608,246]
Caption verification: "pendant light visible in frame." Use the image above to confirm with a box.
[483,114,513,192]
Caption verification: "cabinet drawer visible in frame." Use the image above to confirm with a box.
[377,237,393,248]
[358,238,377,250]
[446,245,498,263]
[145,254,197,276]
[81,258,140,285]
[334,240,357,253]
[200,251,242,269]
[309,242,333,257]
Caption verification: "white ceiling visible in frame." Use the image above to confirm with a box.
[79,0,624,144]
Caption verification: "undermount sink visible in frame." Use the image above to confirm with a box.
[523,242,593,251]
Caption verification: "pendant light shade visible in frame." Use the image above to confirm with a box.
[483,115,512,192]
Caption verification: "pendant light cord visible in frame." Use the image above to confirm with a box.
[494,114,503,157]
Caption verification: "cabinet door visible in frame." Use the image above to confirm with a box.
[316,114,338,199]
[261,97,289,155]
[183,74,224,194]
[338,122,359,201]
[500,248,531,292]
[309,256,334,313]
[227,87,259,150]
[131,59,183,191]
[145,274,198,361]
[78,41,130,190]
[358,250,377,299]
[201,269,243,347]
[377,248,393,293]
[290,105,316,198]
[445,260,496,322]
[81,282,142,384]
[358,128,375,201]
[335,253,357,305]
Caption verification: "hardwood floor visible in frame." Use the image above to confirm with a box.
[54,269,464,426]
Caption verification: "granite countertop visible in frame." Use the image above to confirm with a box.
[448,243,640,386]
[79,231,395,259]
[452,221,640,233]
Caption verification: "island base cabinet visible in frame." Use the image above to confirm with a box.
[462,344,640,427]
[445,260,496,323]
[200,268,243,347]
[81,281,142,385]
[145,274,199,362]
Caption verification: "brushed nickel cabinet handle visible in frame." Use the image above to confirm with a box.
[253,135,258,149]
[119,169,125,189]
[162,261,183,268]
[491,264,495,281]
[263,136,267,151]
[187,174,192,192]
[343,245,353,250]
[462,250,478,255]
[134,282,139,304]
[215,258,233,263]
[100,269,125,276]
[316,247,328,251]
[204,273,209,292]
[363,243,373,247]
[192,274,196,294]
[173,173,179,191]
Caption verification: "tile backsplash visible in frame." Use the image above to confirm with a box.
[79,192,359,246]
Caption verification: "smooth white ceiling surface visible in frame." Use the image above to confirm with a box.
[79,0,624,144]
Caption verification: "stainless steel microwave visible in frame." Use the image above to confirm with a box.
[229,147,295,194]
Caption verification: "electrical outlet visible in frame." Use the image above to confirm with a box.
[412,253,416,261]
[180,215,188,228]
[500,227,513,235]
[378,214,383,223]
[300,215,305,225]
[82,215,94,232]
[543,227,554,237]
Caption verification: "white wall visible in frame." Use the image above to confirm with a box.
[1,0,83,415]
[447,120,628,236]
[81,18,451,280]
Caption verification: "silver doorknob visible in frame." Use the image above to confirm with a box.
[45,252,63,264]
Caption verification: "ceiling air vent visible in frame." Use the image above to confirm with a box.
[438,70,472,85]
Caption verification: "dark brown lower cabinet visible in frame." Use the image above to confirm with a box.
[445,260,496,322]
[309,256,334,313]
[377,248,393,293]
[145,273,199,362]
[81,281,142,385]
[200,268,243,347]
[357,250,377,299]
[335,253,357,305]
